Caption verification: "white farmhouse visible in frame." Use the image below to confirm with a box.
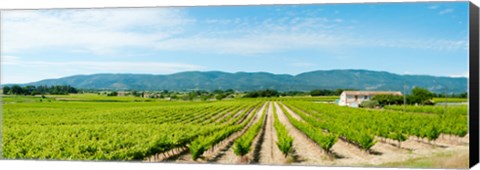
[338,91,402,107]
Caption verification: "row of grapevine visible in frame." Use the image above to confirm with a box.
[272,103,293,157]
[175,105,227,124]
[189,104,244,125]
[283,101,467,151]
[232,103,268,157]
[278,103,338,153]
[188,102,264,160]
[384,105,467,116]
[199,103,248,125]
[384,105,468,137]
[283,102,376,150]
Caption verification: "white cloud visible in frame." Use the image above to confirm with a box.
[1,56,204,83]
[1,8,191,55]
[429,5,439,10]
[333,19,343,23]
[439,8,454,15]
[355,38,468,51]
[2,55,21,64]
[3,58,203,73]
[449,71,469,78]
[154,33,344,55]
[1,8,468,57]
[151,14,468,55]
[154,31,468,55]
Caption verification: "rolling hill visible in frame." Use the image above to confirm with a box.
[13,69,467,93]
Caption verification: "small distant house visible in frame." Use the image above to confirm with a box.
[143,92,161,98]
[142,92,150,98]
[117,91,127,96]
[339,91,402,107]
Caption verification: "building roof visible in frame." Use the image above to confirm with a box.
[341,91,402,96]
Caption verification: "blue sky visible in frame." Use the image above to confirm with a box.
[1,2,469,84]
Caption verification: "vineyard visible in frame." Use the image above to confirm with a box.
[1,95,470,168]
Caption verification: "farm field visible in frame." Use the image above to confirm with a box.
[1,94,469,168]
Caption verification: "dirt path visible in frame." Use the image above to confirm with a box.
[371,141,409,155]
[279,102,303,121]
[273,102,332,165]
[400,137,438,151]
[330,138,370,165]
[248,103,268,164]
[144,146,188,162]
[431,134,469,146]
[214,102,267,164]
[258,102,286,164]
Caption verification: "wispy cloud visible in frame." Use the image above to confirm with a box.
[2,54,205,83]
[2,9,192,55]
[439,8,454,15]
[154,31,468,55]
[2,55,21,64]
[2,8,467,57]
[2,56,204,74]
[153,15,467,55]
[449,71,468,78]
[429,5,439,10]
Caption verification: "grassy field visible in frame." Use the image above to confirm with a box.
[378,149,469,168]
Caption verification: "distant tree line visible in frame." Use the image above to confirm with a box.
[98,89,238,101]
[243,89,280,98]
[167,89,236,101]
[432,92,467,98]
[368,87,468,107]
[107,91,118,96]
[242,88,356,98]
[2,85,78,95]
[309,89,356,96]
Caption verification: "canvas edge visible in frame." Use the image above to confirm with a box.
[469,1,479,168]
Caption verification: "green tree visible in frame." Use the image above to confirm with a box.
[107,91,118,96]
[311,89,337,96]
[212,89,224,94]
[225,89,234,94]
[372,94,403,105]
[215,93,226,101]
[11,85,24,95]
[3,86,11,95]
[410,87,434,105]
[200,95,209,101]
[188,91,197,101]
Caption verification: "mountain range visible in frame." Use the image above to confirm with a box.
[13,69,468,94]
